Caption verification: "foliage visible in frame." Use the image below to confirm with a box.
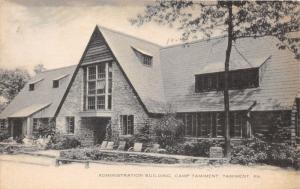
[47,134,81,150]
[231,138,300,168]
[131,1,299,57]
[33,64,47,74]
[165,139,224,157]
[0,68,31,101]
[153,112,184,148]
[33,119,56,138]
[0,132,10,142]
[133,121,152,143]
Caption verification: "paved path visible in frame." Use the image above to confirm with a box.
[0,154,299,189]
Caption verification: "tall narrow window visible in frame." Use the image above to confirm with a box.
[66,117,75,134]
[296,100,300,138]
[230,112,246,138]
[33,118,38,131]
[120,115,134,135]
[88,66,96,80]
[0,119,5,129]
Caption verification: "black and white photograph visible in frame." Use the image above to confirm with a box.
[0,0,299,189]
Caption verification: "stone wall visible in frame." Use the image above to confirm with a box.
[56,68,84,137]
[110,61,152,140]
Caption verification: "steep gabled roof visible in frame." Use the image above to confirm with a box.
[0,65,76,119]
[98,26,167,113]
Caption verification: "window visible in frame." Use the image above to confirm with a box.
[97,64,106,79]
[88,96,96,110]
[132,47,153,66]
[195,68,259,92]
[29,83,35,91]
[0,119,5,129]
[181,111,247,138]
[230,112,247,138]
[53,80,59,88]
[296,100,300,138]
[120,115,134,135]
[33,118,38,131]
[85,63,112,110]
[97,96,105,109]
[88,66,96,80]
[66,117,75,134]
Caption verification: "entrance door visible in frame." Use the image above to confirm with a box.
[93,118,109,145]
[13,119,23,139]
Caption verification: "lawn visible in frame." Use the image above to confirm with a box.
[0,154,299,189]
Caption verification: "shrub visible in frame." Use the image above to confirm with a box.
[165,139,224,157]
[231,138,300,168]
[48,134,81,150]
[0,132,10,142]
[153,113,184,148]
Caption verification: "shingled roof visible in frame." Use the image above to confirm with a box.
[0,65,76,119]
[160,36,300,112]
[99,26,167,113]
[1,26,299,117]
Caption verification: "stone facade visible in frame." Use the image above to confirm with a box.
[56,69,85,137]
[110,61,151,140]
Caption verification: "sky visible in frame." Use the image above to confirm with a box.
[0,0,185,74]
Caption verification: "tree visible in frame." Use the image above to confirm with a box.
[131,1,300,157]
[34,64,46,74]
[0,68,31,102]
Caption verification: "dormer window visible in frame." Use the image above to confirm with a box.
[28,78,43,91]
[52,74,69,89]
[53,80,59,88]
[195,68,259,92]
[132,47,153,66]
[29,84,35,91]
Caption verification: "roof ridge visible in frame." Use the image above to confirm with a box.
[160,35,227,50]
[97,25,163,48]
[40,64,76,73]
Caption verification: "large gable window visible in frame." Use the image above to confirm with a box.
[195,68,259,92]
[85,62,112,110]
[132,47,153,66]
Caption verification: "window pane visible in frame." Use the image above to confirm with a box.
[88,81,96,95]
[108,95,112,109]
[108,78,112,93]
[88,66,96,80]
[128,115,134,135]
[97,96,105,109]
[87,96,95,110]
[122,115,127,135]
[186,114,193,136]
[96,80,105,94]
[216,112,224,137]
[97,64,106,79]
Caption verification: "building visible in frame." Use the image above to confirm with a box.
[0,25,299,146]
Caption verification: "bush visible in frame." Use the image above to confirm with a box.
[48,134,81,150]
[231,138,300,168]
[165,139,224,157]
[0,132,10,142]
[153,113,184,148]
